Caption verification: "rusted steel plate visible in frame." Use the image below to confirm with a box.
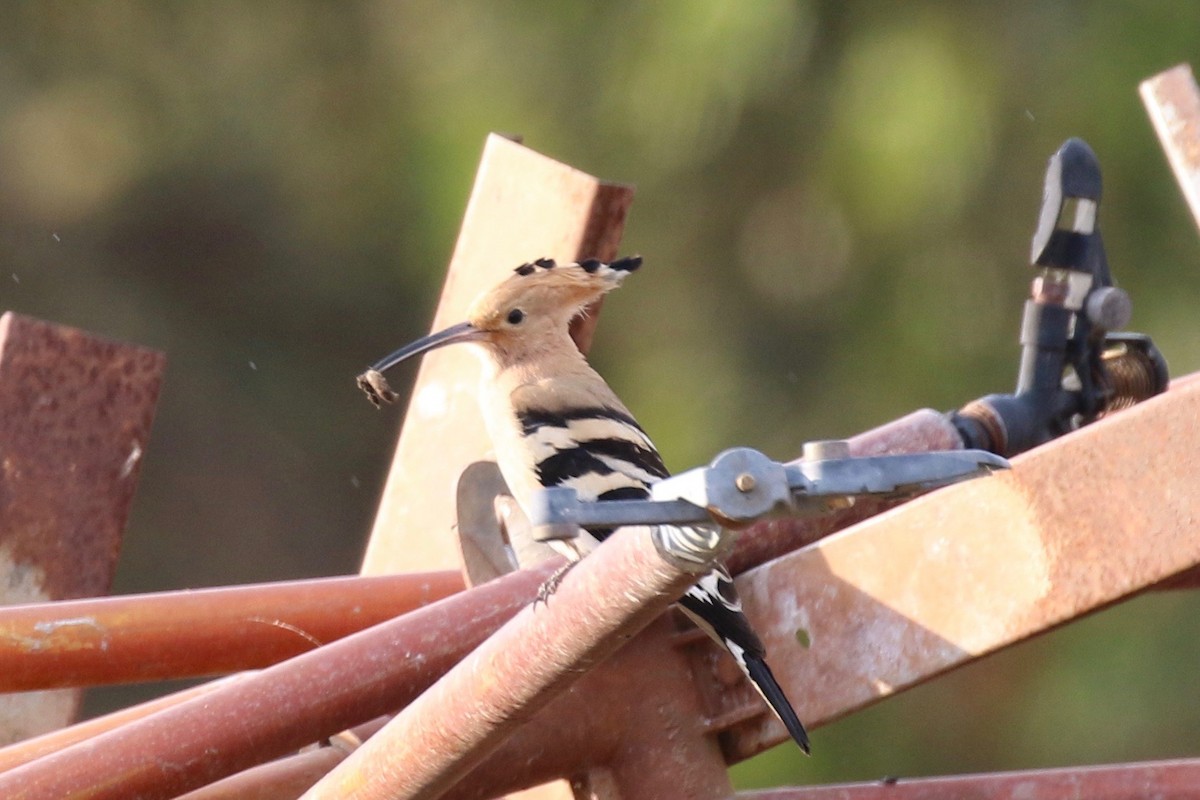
[741,757,1200,799]
[0,312,164,742]
[723,375,1200,759]
[0,562,553,800]
[1141,64,1200,231]
[362,134,634,575]
[0,571,463,691]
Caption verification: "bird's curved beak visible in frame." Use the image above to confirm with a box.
[368,321,484,373]
[357,320,484,407]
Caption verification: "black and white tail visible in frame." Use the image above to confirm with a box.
[677,562,811,753]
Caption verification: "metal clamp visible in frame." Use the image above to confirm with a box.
[528,442,1009,543]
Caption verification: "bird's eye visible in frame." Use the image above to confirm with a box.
[506,309,525,325]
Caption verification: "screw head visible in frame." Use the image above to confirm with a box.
[734,473,757,493]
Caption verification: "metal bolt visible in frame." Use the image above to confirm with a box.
[1086,286,1132,331]
[734,473,757,493]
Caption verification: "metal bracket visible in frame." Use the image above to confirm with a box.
[528,442,1009,543]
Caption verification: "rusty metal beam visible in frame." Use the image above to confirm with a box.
[1141,64,1200,231]
[304,524,729,800]
[0,312,164,742]
[363,134,635,575]
[741,757,1200,799]
[722,374,1200,759]
[1141,61,1200,595]
[0,562,554,800]
[0,571,462,691]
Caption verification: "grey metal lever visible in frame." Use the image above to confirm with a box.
[528,442,1009,542]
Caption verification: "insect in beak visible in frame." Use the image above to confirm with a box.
[356,321,484,407]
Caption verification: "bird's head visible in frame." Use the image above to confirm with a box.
[357,256,641,406]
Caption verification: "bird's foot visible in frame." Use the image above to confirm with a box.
[535,560,577,606]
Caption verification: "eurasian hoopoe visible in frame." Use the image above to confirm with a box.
[358,256,811,753]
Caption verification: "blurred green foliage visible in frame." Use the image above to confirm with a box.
[2,0,1198,790]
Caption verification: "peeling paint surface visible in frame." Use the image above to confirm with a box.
[0,542,77,742]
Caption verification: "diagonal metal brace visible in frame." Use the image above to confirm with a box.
[529,443,1009,542]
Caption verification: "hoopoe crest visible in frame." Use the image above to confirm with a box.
[359,256,811,753]
[359,256,635,401]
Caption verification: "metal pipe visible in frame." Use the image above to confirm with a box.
[303,523,728,800]
[0,572,464,691]
[437,615,734,800]
[174,720,388,800]
[0,563,552,800]
[174,748,346,800]
[742,757,1200,799]
[0,674,251,773]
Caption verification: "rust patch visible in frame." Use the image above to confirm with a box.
[0,312,164,601]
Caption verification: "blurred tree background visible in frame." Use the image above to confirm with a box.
[2,0,1199,790]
